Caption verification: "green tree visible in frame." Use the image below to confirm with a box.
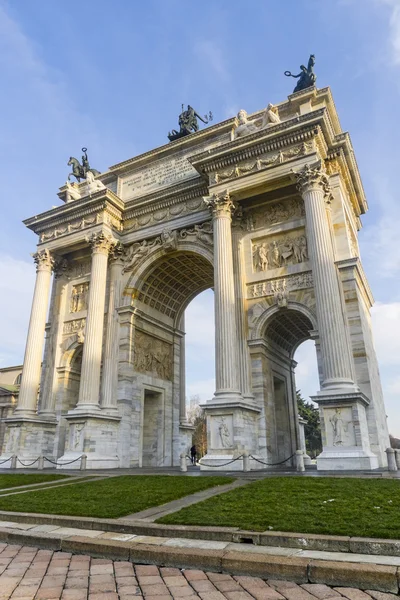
[297,390,322,458]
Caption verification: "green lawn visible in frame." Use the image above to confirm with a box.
[0,475,233,518]
[0,474,69,490]
[157,476,400,539]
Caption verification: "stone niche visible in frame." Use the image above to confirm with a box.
[133,330,173,381]
[252,228,308,273]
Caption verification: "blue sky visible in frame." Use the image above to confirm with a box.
[1,0,400,432]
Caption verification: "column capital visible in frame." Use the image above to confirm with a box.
[109,241,126,265]
[204,191,236,219]
[294,163,333,202]
[86,232,115,256]
[32,248,54,272]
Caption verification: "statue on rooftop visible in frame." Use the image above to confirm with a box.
[67,147,101,182]
[284,55,316,93]
[168,105,213,141]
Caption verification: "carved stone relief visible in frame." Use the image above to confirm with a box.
[122,222,213,273]
[324,407,356,447]
[210,415,234,449]
[63,318,86,336]
[252,232,308,272]
[246,198,305,232]
[346,218,359,258]
[5,427,20,453]
[66,260,91,279]
[133,331,173,381]
[70,283,89,313]
[124,197,204,231]
[248,272,313,300]
[210,142,314,185]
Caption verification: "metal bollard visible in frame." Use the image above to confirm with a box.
[80,454,87,471]
[395,449,400,470]
[243,450,250,472]
[38,455,44,470]
[180,453,187,472]
[11,455,17,469]
[295,450,305,472]
[386,448,397,472]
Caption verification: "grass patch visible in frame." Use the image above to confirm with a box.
[157,476,400,539]
[0,475,233,518]
[0,474,69,490]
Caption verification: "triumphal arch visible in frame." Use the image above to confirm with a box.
[1,85,390,470]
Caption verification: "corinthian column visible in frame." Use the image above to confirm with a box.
[76,232,115,411]
[16,249,54,416]
[101,242,124,412]
[205,193,242,402]
[295,164,355,391]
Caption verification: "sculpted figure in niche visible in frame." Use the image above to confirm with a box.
[271,241,281,268]
[253,244,269,271]
[218,418,232,448]
[330,409,345,446]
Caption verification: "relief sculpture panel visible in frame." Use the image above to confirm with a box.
[246,197,305,231]
[134,331,173,381]
[70,282,89,313]
[252,231,308,272]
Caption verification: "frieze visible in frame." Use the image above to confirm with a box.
[66,260,91,279]
[124,196,204,231]
[245,197,305,231]
[248,272,313,299]
[39,212,121,243]
[210,141,314,185]
[252,232,308,272]
[133,330,173,381]
[63,318,86,335]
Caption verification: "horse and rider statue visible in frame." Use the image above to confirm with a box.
[67,148,101,183]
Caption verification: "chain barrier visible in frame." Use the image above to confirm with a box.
[43,456,84,467]
[17,457,39,467]
[0,457,12,466]
[198,454,244,468]
[249,452,296,467]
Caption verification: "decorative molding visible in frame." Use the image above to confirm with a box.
[63,318,86,336]
[247,272,313,299]
[39,211,121,243]
[133,330,173,381]
[179,221,213,246]
[210,142,314,185]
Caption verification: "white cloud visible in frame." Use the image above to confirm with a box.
[371,302,400,365]
[0,255,36,367]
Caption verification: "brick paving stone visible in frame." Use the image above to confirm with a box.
[61,591,89,600]
[190,580,217,593]
[301,584,343,598]
[89,583,116,594]
[164,576,188,587]
[224,593,254,600]
[135,566,160,576]
[11,586,40,598]
[241,589,285,600]
[88,594,119,600]
[198,593,229,600]
[35,587,65,599]
[90,565,114,576]
[137,575,164,585]
[167,587,196,598]
[65,577,89,589]
[183,571,207,582]
[117,577,140,588]
[142,596,170,600]
[160,568,182,577]
[214,580,244,593]
[282,588,322,600]
[206,573,234,582]
[141,584,171,597]
[117,587,142,596]
[41,576,67,588]
[267,581,299,590]
[334,590,372,600]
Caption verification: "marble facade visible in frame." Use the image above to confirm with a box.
[1,87,390,470]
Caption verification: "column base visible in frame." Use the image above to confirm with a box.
[59,412,121,470]
[317,448,379,471]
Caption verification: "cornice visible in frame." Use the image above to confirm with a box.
[24,190,123,233]
[328,133,368,214]
[190,110,332,175]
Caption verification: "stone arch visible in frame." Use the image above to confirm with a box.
[122,243,214,326]
[251,301,317,355]
[60,336,84,368]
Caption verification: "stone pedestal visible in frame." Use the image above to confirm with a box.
[0,418,57,469]
[58,413,121,469]
[298,416,312,466]
[200,402,261,471]
[315,393,378,470]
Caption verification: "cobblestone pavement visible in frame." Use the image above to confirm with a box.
[0,543,396,600]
